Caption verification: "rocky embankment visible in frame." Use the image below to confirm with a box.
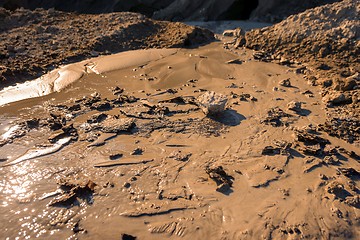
[0,8,213,88]
[227,0,360,144]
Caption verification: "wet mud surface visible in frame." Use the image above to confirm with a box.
[1,42,359,239]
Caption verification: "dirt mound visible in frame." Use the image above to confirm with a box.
[0,8,214,88]
[233,0,360,143]
[245,0,359,64]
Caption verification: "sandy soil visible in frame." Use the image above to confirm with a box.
[0,41,359,239]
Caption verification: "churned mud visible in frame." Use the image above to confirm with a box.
[1,1,359,239]
[1,41,359,239]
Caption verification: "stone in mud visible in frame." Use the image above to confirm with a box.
[239,93,251,101]
[216,183,231,193]
[72,221,85,233]
[322,156,339,165]
[87,113,108,124]
[112,86,124,95]
[91,101,112,111]
[197,91,228,115]
[300,144,323,156]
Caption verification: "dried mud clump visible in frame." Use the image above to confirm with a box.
[0,8,214,87]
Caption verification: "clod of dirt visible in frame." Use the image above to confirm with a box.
[109,153,123,160]
[337,168,360,179]
[294,130,330,146]
[326,181,351,200]
[205,165,233,194]
[262,107,294,127]
[287,101,302,112]
[345,195,360,209]
[279,79,292,87]
[197,91,228,115]
[99,117,135,133]
[323,92,353,106]
[168,150,192,161]
[49,179,97,207]
[130,147,143,155]
[262,146,282,155]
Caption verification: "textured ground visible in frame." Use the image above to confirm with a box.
[227,0,360,145]
[0,8,213,87]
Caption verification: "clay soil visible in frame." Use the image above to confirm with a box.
[0,1,359,240]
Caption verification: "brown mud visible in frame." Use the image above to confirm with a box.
[1,42,359,239]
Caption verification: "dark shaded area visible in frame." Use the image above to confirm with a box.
[0,0,342,22]
[218,0,258,20]
[209,109,246,126]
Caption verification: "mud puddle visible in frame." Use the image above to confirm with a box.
[0,42,359,239]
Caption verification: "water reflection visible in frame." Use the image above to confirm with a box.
[0,163,36,205]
